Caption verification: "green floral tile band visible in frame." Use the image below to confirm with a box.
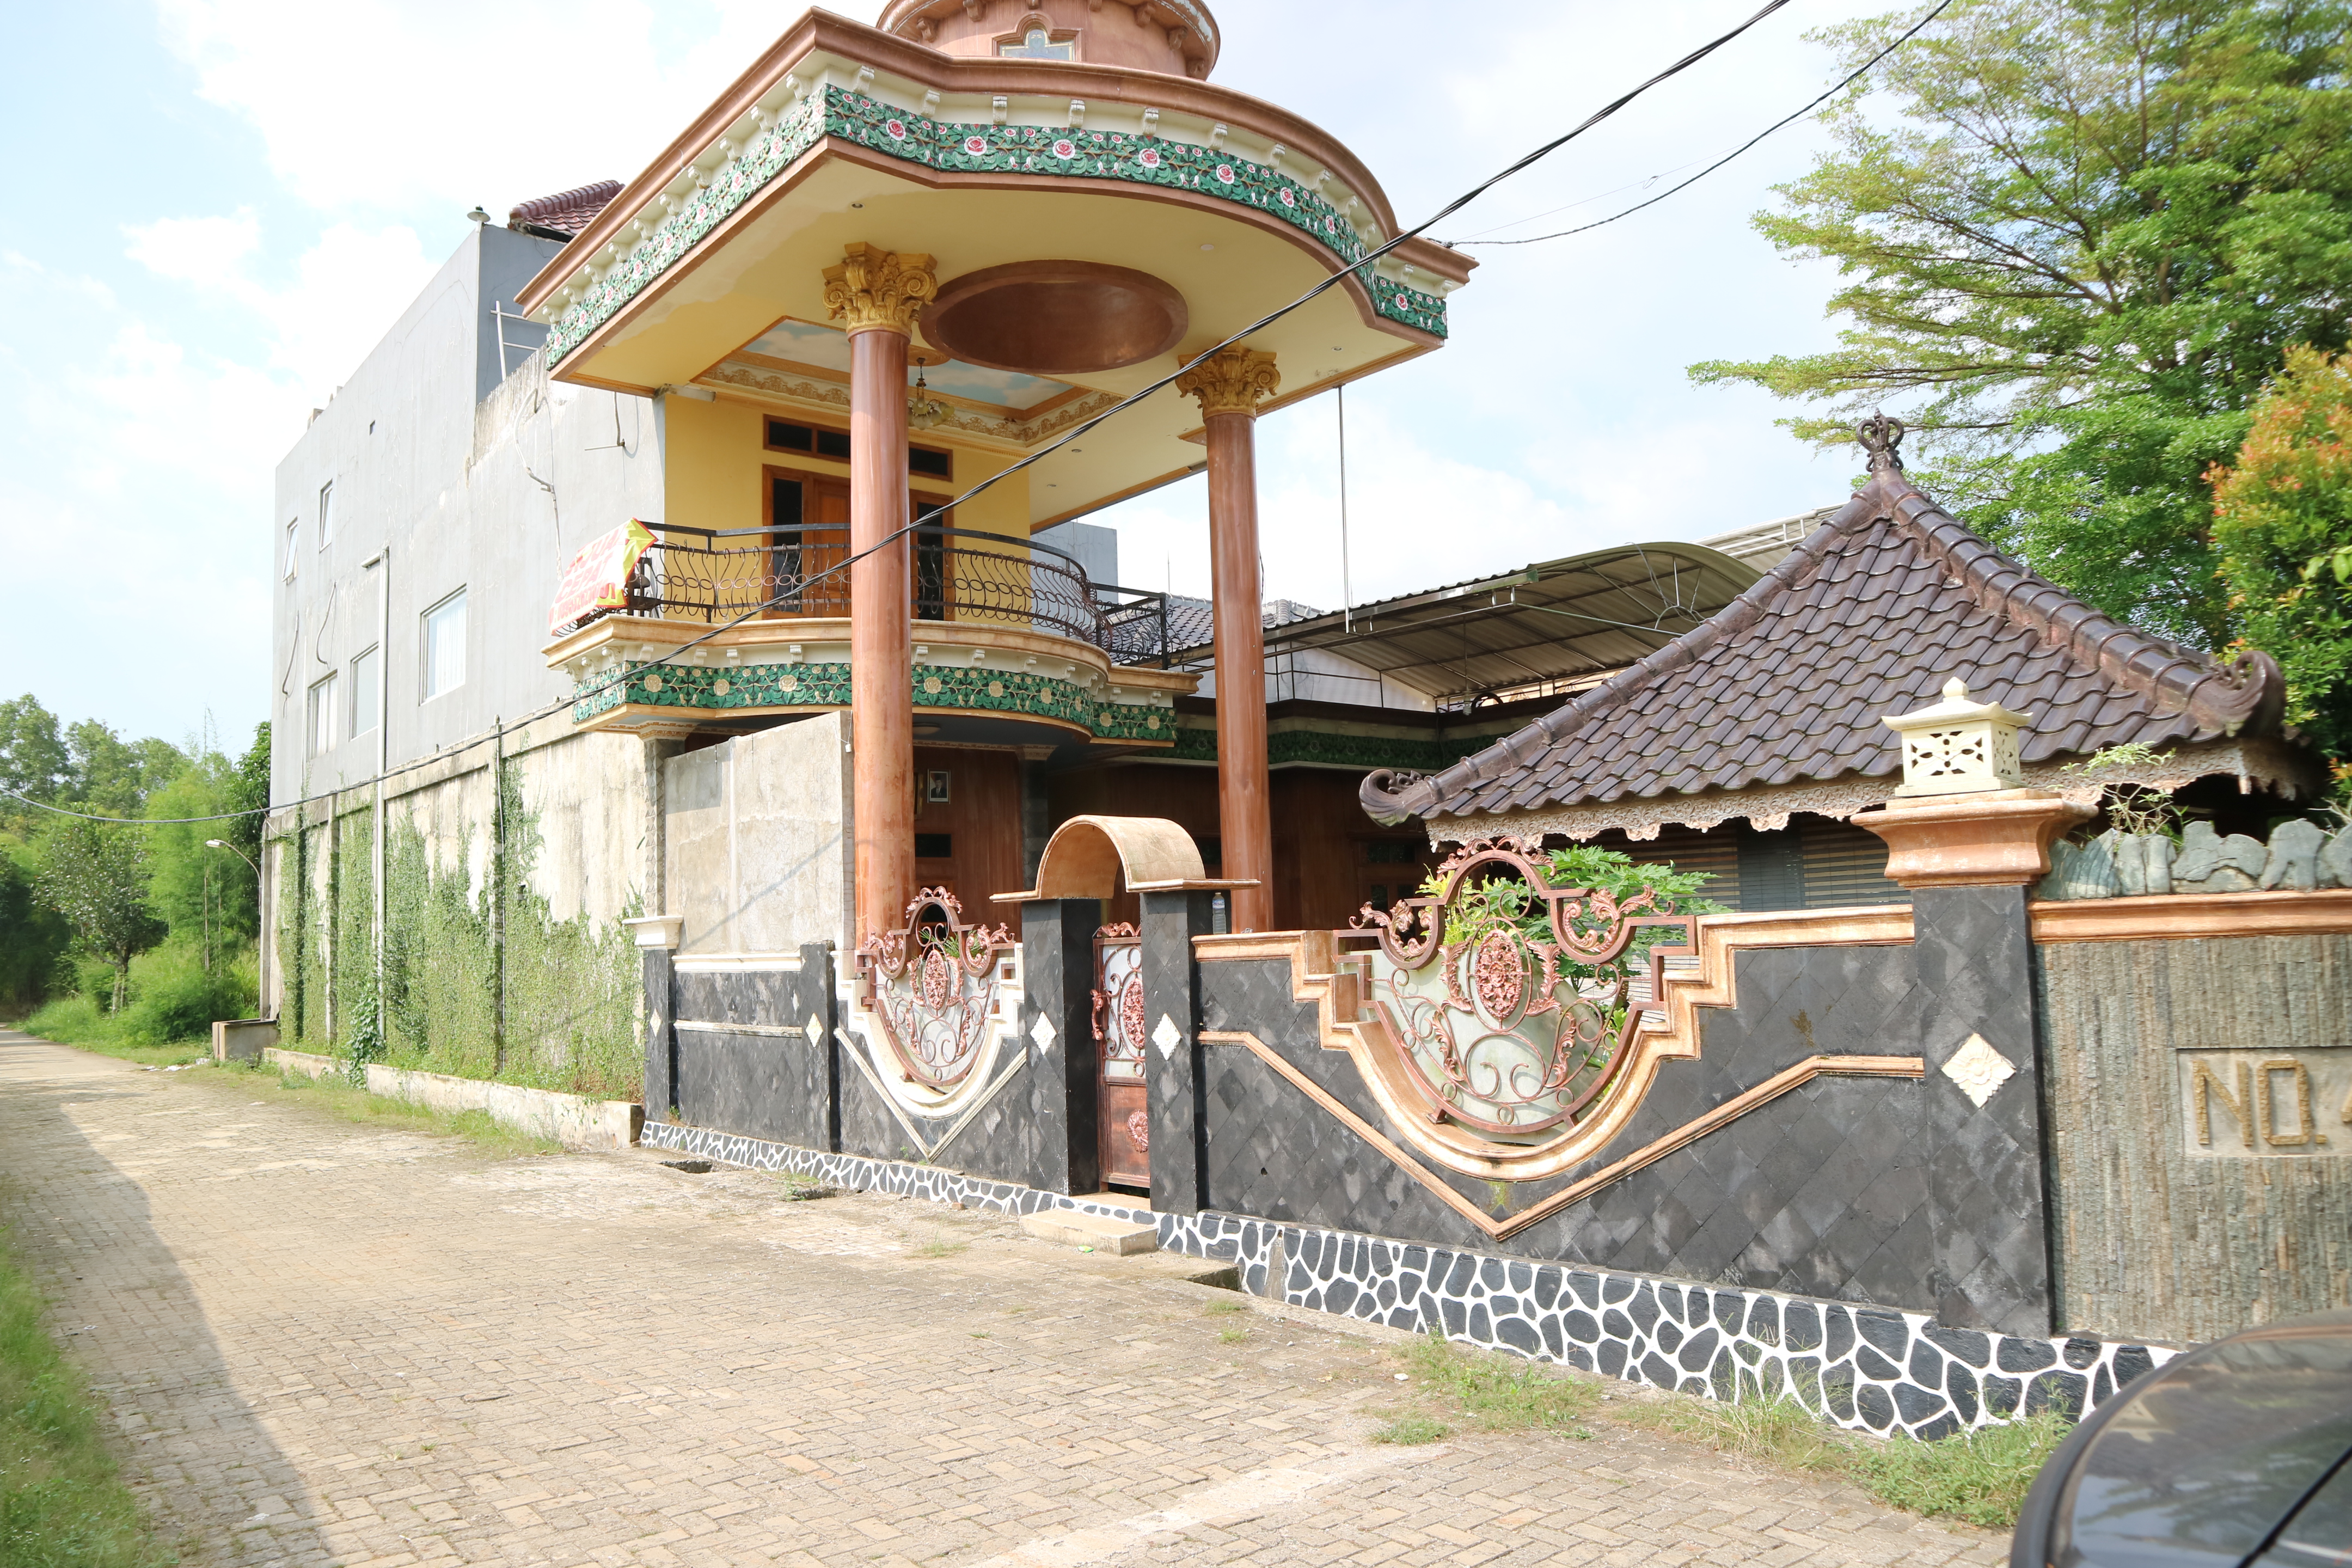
[544,87,1448,366]
[573,659,1177,743]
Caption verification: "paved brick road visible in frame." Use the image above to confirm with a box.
[0,1032,2004,1567]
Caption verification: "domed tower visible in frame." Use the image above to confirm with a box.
[879,0,1220,78]
[523,3,1470,954]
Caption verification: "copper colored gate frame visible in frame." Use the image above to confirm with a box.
[1092,923,1149,1188]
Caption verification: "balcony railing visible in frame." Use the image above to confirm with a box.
[571,523,1174,663]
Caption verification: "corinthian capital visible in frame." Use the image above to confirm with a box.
[1175,346,1281,418]
[822,243,940,336]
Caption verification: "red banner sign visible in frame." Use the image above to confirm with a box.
[549,520,656,635]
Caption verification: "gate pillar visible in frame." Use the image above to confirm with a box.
[1019,898,1101,1196]
[1140,887,1215,1217]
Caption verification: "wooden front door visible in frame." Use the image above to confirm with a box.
[766,470,850,618]
[1094,924,1149,1189]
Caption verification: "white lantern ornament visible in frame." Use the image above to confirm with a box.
[1882,677,2032,797]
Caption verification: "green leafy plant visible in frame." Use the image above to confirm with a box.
[2061,744,2189,837]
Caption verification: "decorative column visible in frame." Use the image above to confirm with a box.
[1855,679,2094,1336]
[824,243,939,941]
[1175,346,1281,933]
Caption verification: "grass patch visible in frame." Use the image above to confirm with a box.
[771,1173,836,1200]
[17,1001,210,1069]
[1401,1334,1598,1437]
[0,1222,171,1567]
[1369,1414,1448,1445]
[1217,1326,1250,1344]
[912,1238,969,1258]
[1393,1333,2061,1528]
[1202,1298,1249,1316]
[1614,1389,2068,1527]
[1850,1410,2073,1529]
[218,1059,562,1159]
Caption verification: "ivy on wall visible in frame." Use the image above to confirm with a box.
[279,753,642,1101]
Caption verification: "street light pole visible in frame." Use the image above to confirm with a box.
[205,840,263,998]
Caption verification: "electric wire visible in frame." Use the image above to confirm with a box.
[1452,0,1953,247]
[12,0,1799,834]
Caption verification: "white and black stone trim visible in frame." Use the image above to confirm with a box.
[643,1121,2175,1436]
[1159,1214,2177,1439]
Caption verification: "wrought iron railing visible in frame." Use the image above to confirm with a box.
[576,521,1173,662]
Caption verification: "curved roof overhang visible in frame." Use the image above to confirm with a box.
[1177,541,1761,704]
[517,11,1469,522]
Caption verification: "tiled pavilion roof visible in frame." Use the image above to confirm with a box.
[507,181,622,241]
[1361,417,2289,826]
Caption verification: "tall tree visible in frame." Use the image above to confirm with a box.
[35,822,166,1012]
[0,694,68,812]
[1692,0,2352,648]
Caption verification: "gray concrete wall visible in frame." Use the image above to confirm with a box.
[2038,933,2352,1345]
[665,713,855,959]
[270,223,664,811]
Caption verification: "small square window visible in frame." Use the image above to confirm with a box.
[350,647,380,737]
[914,832,953,859]
[422,590,467,700]
[283,520,299,579]
[317,481,334,547]
[307,673,339,757]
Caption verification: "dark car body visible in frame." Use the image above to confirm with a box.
[2012,1307,2352,1568]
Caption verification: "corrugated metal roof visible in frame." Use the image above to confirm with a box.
[1168,541,1759,703]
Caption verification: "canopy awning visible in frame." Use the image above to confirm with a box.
[1178,541,1760,705]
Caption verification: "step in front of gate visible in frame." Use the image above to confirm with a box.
[1020,1209,1160,1255]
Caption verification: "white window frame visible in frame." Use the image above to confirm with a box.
[317,481,334,548]
[307,672,339,757]
[421,589,467,701]
[350,646,381,738]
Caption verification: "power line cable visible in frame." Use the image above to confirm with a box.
[11,1,1799,833]
[1451,0,1952,247]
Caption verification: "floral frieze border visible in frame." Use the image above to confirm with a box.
[543,85,1449,366]
[572,657,1176,743]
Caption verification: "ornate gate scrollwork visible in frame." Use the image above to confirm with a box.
[1349,837,1695,1142]
[856,888,1017,1092]
[1092,923,1150,1186]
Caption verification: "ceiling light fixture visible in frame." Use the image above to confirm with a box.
[908,357,949,431]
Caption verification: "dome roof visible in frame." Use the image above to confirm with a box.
[879,0,1221,79]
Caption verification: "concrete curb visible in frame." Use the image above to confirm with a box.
[259,1049,642,1150]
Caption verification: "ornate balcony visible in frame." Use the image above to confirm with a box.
[544,523,1195,745]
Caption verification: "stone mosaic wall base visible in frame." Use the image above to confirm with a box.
[642,1121,2176,1437]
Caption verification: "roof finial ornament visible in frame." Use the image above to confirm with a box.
[1858,410,1907,473]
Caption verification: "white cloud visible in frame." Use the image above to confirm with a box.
[154,0,860,219]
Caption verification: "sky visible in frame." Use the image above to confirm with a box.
[0,0,1897,748]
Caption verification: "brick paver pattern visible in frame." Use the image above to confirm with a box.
[0,1032,2006,1567]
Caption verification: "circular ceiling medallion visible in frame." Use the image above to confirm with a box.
[921,261,1188,377]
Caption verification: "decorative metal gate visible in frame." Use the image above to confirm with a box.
[856,887,1018,1092]
[1092,923,1149,1187]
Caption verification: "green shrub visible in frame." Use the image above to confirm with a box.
[21,995,106,1045]
[117,946,253,1046]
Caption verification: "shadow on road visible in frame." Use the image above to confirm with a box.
[0,1030,326,1565]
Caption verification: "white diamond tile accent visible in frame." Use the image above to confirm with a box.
[1028,1013,1057,1054]
[1942,1032,2016,1108]
[803,1014,824,1046]
[1153,1013,1184,1061]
